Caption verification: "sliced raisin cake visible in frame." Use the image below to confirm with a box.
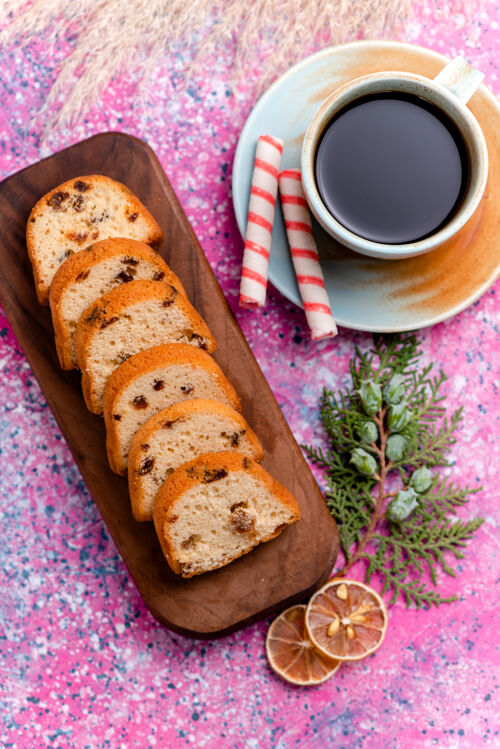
[74,280,216,415]
[103,344,240,475]
[152,452,301,578]
[128,399,264,521]
[27,175,163,304]
[50,238,185,370]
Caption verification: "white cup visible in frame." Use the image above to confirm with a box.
[301,58,488,260]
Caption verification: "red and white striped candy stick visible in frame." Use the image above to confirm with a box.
[239,134,283,308]
[278,169,337,340]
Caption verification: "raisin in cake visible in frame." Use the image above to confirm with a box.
[103,344,240,475]
[74,280,216,415]
[27,175,163,304]
[153,452,301,578]
[50,238,186,370]
[129,399,264,521]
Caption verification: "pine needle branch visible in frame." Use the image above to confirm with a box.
[303,333,484,608]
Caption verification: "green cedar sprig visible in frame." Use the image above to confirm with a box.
[303,334,484,608]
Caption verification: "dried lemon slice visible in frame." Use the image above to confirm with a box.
[266,605,341,685]
[305,579,388,661]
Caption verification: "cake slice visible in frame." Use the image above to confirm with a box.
[27,175,163,304]
[153,452,301,578]
[75,280,216,415]
[129,399,264,521]
[103,344,240,475]
[50,238,186,370]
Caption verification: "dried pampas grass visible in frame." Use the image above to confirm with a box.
[0,0,484,132]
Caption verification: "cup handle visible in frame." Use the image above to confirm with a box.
[433,57,484,105]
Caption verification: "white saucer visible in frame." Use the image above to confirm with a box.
[232,41,500,332]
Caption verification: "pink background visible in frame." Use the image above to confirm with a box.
[0,7,498,748]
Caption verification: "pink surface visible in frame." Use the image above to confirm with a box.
[0,8,499,749]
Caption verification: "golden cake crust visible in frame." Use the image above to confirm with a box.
[103,344,240,474]
[74,279,217,414]
[102,343,237,416]
[128,399,264,521]
[27,175,164,304]
[153,452,301,577]
[49,238,186,370]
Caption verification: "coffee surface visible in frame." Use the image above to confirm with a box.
[315,93,469,244]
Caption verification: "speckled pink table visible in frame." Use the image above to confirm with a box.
[0,8,499,749]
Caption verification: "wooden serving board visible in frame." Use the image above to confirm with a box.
[0,132,339,638]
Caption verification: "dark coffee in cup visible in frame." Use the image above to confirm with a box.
[314,92,470,245]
